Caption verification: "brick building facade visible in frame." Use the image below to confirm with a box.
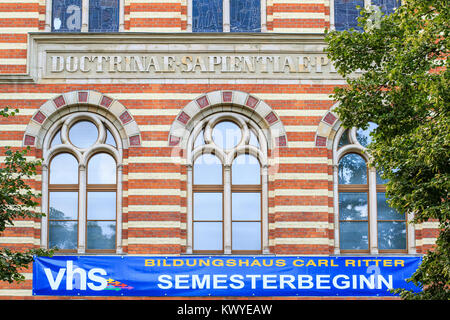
[0,0,437,299]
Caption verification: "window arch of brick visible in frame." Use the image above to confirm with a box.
[168,90,287,151]
[23,90,141,149]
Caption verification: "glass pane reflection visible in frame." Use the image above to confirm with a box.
[87,192,116,220]
[377,192,404,220]
[192,0,223,32]
[69,121,98,148]
[378,221,406,250]
[230,0,261,32]
[194,192,222,221]
[232,193,260,221]
[338,153,367,184]
[49,192,78,220]
[339,221,368,250]
[194,154,222,184]
[232,154,260,185]
[338,129,350,148]
[232,222,261,251]
[87,221,116,250]
[339,192,368,221]
[88,153,116,184]
[212,121,242,149]
[193,222,223,251]
[50,153,78,184]
[49,221,78,249]
[356,122,378,147]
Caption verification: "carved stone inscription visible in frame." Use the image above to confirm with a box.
[47,53,338,79]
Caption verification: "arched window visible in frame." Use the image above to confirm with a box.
[332,0,401,31]
[191,0,265,32]
[50,0,120,32]
[187,112,268,254]
[334,124,408,253]
[42,112,122,254]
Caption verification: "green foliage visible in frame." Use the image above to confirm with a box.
[325,0,449,299]
[0,108,53,284]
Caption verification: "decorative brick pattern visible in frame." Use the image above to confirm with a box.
[119,110,133,124]
[129,134,141,146]
[100,95,113,108]
[245,95,259,109]
[23,134,35,146]
[169,135,181,146]
[323,112,337,125]
[222,91,232,102]
[177,111,190,125]
[32,111,46,124]
[78,91,88,103]
[196,96,209,109]
[53,95,66,108]
[265,111,278,125]
[315,135,327,147]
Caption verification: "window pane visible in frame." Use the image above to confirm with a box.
[193,222,223,251]
[334,0,364,31]
[52,0,82,32]
[212,121,242,149]
[232,154,260,185]
[49,221,78,249]
[232,193,261,221]
[89,0,119,32]
[371,0,400,15]
[106,129,116,147]
[339,192,368,221]
[230,0,261,32]
[194,154,222,184]
[338,129,350,148]
[49,192,78,220]
[88,153,116,184]
[338,153,367,184]
[87,221,116,250]
[376,170,389,184]
[50,153,78,184]
[340,221,368,250]
[378,221,406,250]
[194,192,222,221]
[50,130,62,148]
[232,222,261,251]
[192,0,223,32]
[356,122,378,147]
[69,121,98,149]
[377,192,404,220]
[194,130,205,147]
[87,192,116,220]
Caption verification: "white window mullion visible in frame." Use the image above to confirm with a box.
[78,164,87,254]
[81,0,89,32]
[186,165,193,254]
[223,0,230,32]
[223,164,232,253]
[369,167,378,254]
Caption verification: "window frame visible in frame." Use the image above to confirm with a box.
[41,112,123,254]
[45,0,124,32]
[330,0,401,31]
[333,126,412,254]
[186,112,269,255]
[187,0,267,33]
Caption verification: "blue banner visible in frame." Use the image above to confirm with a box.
[33,256,421,297]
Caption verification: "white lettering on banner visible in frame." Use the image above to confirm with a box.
[157,274,393,291]
[48,54,337,76]
[43,261,108,291]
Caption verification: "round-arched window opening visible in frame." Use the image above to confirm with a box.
[212,121,242,149]
[69,120,98,149]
